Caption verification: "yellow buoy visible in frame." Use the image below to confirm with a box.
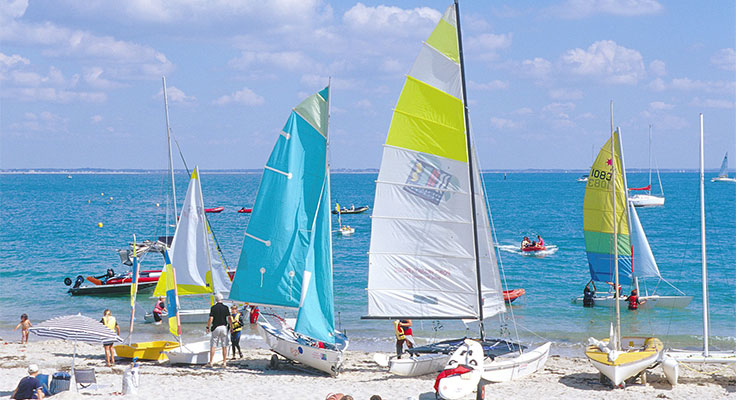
[97,222,103,228]
[101,193,104,196]
[110,197,113,200]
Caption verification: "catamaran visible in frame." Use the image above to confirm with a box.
[364,1,550,387]
[628,125,665,207]
[229,86,348,376]
[711,152,736,182]
[583,112,664,388]
[661,114,736,384]
[573,124,691,309]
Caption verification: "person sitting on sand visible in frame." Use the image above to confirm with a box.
[152,297,166,325]
[14,314,32,344]
[627,289,646,310]
[11,364,44,400]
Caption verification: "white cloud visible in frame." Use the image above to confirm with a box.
[0,52,29,70]
[549,0,663,19]
[91,115,103,123]
[155,86,195,104]
[343,3,440,36]
[84,67,124,90]
[710,48,736,71]
[379,58,405,73]
[513,107,533,115]
[520,57,552,79]
[466,33,512,52]
[549,88,583,100]
[490,117,519,130]
[561,40,646,84]
[213,87,264,106]
[669,78,735,94]
[355,99,373,110]
[228,51,318,72]
[300,74,358,91]
[691,97,735,109]
[1,87,106,103]
[649,59,666,76]
[649,101,674,110]
[648,77,666,91]
[468,80,509,90]
[8,109,67,133]
[541,102,576,128]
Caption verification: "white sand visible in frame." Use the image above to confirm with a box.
[1,340,734,399]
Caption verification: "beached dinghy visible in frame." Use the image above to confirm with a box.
[363,1,550,384]
[229,86,348,376]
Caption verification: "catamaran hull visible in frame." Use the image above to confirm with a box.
[665,349,736,364]
[115,341,180,361]
[258,319,348,377]
[711,177,736,183]
[481,342,551,382]
[166,340,223,365]
[628,194,665,207]
[572,294,692,309]
[585,337,662,387]
[388,353,450,377]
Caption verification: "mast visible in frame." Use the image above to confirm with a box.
[648,125,652,195]
[611,102,621,351]
[162,76,178,225]
[699,113,709,357]
[454,0,485,340]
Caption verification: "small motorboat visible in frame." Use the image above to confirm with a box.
[503,288,525,304]
[521,244,546,252]
[65,269,162,296]
[237,207,253,213]
[331,205,369,214]
[577,174,589,182]
[204,206,224,213]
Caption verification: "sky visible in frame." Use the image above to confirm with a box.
[1,0,734,171]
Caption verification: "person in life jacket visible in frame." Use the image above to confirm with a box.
[627,289,646,310]
[100,309,120,366]
[394,319,414,358]
[583,280,596,307]
[248,305,260,324]
[230,305,244,359]
[152,297,166,325]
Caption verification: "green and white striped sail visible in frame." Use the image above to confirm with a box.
[366,5,505,320]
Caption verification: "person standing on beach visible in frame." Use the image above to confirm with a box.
[14,314,32,344]
[230,305,244,359]
[394,319,414,358]
[11,364,44,399]
[205,293,232,367]
[100,309,120,367]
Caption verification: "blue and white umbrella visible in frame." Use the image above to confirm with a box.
[30,314,123,383]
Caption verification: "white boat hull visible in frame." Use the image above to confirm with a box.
[437,340,483,400]
[665,349,736,364]
[481,342,551,382]
[387,353,450,377]
[259,317,348,376]
[711,177,736,183]
[572,294,692,309]
[628,194,665,207]
[586,337,662,387]
[165,340,223,365]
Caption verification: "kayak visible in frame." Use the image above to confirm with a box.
[238,207,252,213]
[503,289,525,304]
[521,245,546,252]
[205,206,224,213]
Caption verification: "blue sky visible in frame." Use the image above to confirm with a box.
[1,0,734,170]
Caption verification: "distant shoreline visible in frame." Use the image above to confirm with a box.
[0,168,725,174]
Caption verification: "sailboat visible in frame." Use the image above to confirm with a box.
[711,152,736,182]
[573,126,691,309]
[228,86,348,376]
[335,203,355,235]
[628,125,665,207]
[583,119,664,388]
[364,1,550,384]
[661,114,736,384]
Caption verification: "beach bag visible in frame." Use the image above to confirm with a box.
[122,362,140,395]
[50,371,71,394]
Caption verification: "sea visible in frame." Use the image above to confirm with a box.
[1,171,734,356]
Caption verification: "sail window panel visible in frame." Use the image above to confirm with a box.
[586,252,633,285]
[377,146,468,194]
[408,43,462,100]
[426,17,459,63]
[386,77,466,162]
[440,5,457,28]
[370,217,475,260]
[293,92,328,138]
[373,183,471,225]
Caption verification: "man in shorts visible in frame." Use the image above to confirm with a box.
[205,293,232,367]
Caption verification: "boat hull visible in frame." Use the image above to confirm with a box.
[388,353,450,377]
[572,294,692,309]
[259,317,348,376]
[503,289,525,304]
[115,341,180,361]
[665,349,736,364]
[585,337,662,387]
[711,177,736,182]
[481,342,551,382]
[437,340,483,400]
[166,340,223,365]
[69,280,158,296]
[628,194,665,207]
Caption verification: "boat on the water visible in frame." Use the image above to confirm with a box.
[503,289,525,304]
[628,125,665,208]
[229,86,348,377]
[331,205,369,214]
[521,245,546,252]
[577,174,589,182]
[711,152,736,182]
[66,269,162,296]
[204,206,224,213]
[237,207,252,213]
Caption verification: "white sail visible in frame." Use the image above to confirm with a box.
[628,205,661,279]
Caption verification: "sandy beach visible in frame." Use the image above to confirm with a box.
[1,339,734,399]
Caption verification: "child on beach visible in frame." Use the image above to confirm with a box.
[14,314,32,344]
[100,309,120,367]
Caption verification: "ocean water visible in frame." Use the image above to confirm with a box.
[1,172,734,355]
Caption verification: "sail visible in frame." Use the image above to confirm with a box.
[365,5,505,320]
[583,131,632,284]
[162,249,181,337]
[628,205,661,278]
[717,152,729,178]
[230,87,331,316]
[153,167,231,297]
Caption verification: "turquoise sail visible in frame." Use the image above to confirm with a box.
[230,87,335,343]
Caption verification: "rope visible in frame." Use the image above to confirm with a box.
[677,360,735,375]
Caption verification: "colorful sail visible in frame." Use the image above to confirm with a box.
[130,237,139,307]
[230,86,335,343]
[365,4,505,320]
[717,152,729,178]
[583,130,633,284]
[153,166,231,297]
[162,248,181,337]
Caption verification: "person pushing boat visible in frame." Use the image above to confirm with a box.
[394,319,414,358]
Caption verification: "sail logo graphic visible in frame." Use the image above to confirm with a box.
[404,159,453,205]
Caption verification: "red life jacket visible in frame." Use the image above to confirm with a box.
[628,295,639,310]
